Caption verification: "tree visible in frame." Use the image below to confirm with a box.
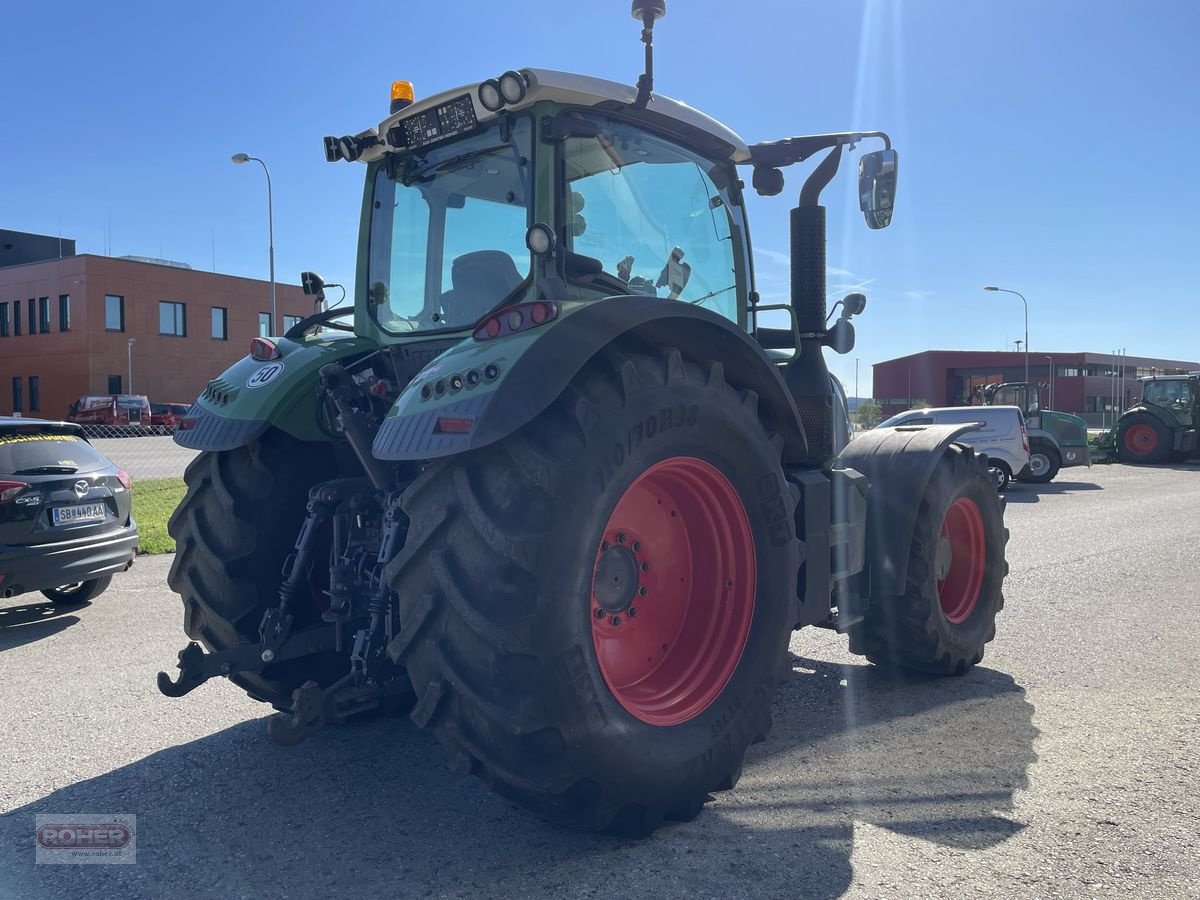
[853,401,882,429]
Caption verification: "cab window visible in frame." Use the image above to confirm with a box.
[560,116,740,322]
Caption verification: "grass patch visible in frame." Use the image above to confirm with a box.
[132,477,186,554]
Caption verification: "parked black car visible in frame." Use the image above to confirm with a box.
[0,417,137,605]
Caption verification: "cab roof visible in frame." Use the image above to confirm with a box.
[359,68,751,165]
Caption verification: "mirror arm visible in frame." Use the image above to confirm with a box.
[799,146,843,207]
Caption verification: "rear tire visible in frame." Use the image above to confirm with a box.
[166,430,349,707]
[1116,414,1171,464]
[850,444,1008,675]
[385,345,800,834]
[1024,442,1060,483]
[42,576,112,606]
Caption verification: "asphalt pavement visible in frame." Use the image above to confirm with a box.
[1,462,1197,899]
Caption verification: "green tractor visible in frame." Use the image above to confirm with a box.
[980,381,1090,482]
[1114,373,1199,464]
[158,2,1008,834]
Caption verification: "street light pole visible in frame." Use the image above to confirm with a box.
[855,357,860,405]
[231,153,276,334]
[984,286,1029,383]
[127,337,136,393]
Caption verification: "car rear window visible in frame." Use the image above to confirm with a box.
[151,403,168,414]
[0,432,111,475]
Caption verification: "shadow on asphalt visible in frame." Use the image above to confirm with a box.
[1004,479,1103,503]
[0,657,1036,899]
[0,600,84,651]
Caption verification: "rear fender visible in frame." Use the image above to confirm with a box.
[372,297,808,463]
[835,423,981,599]
[174,334,377,451]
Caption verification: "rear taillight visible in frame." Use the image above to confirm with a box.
[117,469,132,490]
[473,301,558,341]
[250,337,282,361]
[0,480,28,503]
[1021,423,1029,453]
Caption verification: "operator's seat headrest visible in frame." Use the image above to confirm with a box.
[445,250,523,322]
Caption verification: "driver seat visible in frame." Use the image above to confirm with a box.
[444,251,523,323]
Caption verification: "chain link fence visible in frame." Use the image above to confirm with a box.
[87,434,199,482]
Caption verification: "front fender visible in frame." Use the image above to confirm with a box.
[372,297,808,462]
[836,423,981,599]
[175,333,377,451]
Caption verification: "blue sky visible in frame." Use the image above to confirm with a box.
[4,1,1198,394]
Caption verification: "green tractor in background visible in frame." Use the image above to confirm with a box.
[157,2,1009,834]
[979,381,1090,482]
[1113,373,1199,464]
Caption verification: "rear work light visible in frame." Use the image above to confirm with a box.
[250,337,282,361]
[473,302,558,342]
[0,481,28,503]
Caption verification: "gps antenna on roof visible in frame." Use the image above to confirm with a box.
[631,1,666,110]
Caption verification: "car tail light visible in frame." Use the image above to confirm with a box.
[0,480,28,503]
[1020,421,1029,453]
[250,337,282,361]
[116,469,133,490]
[473,302,558,341]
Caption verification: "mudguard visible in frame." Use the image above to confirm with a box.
[1118,403,1180,433]
[372,296,809,463]
[835,422,980,599]
[174,333,377,451]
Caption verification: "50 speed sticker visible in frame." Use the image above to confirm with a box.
[246,363,284,389]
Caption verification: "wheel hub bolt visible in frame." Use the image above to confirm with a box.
[640,562,649,572]
[617,533,627,544]
[628,607,638,617]
[638,586,648,597]
[632,541,641,551]
[594,608,606,620]
[610,616,621,627]
[261,649,275,663]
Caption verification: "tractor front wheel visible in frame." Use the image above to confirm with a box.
[1115,414,1171,464]
[385,345,800,834]
[1023,441,1061,483]
[850,443,1008,675]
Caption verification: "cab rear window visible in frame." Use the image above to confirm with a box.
[0,433,110,475]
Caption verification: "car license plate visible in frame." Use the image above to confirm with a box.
[52,503,107,525]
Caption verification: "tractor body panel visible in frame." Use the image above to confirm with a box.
[372,297,808,462]
[175,333,377,451]
[834,422,981,599]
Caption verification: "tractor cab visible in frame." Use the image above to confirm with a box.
[981,381,1090,481]
[1141,375,1197,428]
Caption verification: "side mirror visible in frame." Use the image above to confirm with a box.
[858,149,898,229]
[301,271,326,298]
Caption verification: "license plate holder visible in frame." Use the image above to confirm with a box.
[52,503,108,526]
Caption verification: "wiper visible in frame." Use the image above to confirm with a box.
[688,285,737,308]
[402,143,514,183]
[13,465,79,474]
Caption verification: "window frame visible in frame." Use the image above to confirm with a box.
[105,294,125,332]
[0,302,8,338]
[58,294,70,331]
[107,375,122,394]
[258,312,271,337]
[28,375,40,412]
[159,300,187,337]
[211,306,228,341]
[282,314,303,332]
[13,299,21,335]
[11,376,22,413]
[38,297,50,333]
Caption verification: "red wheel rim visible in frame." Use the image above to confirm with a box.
[590,457,756,726]
[1124,424,1158,455]
[936,497,985,624]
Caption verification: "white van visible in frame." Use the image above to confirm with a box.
[877,405,1030,491]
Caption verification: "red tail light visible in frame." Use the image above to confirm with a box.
[117,469,133,490]
[178,417,199,431]
[473,302,558,341]
[1020,422,1029,453]
[0,480,28,503]
[434,417,474,434]
[250,337,281,361]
